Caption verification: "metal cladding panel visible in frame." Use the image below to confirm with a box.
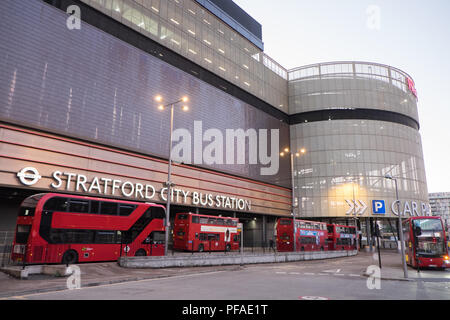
[0,0,290,188]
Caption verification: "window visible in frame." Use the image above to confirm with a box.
[208,234,219,241]
[67,230,94,243]
[146,231,165,244]
[177,214,188,220]
[150,206,165,219]
[69,200,89,213]
[119,204,136,216]
[50,229,94,244]
[95,231,117,244]
[199,233,208,241]
[15,225,31,244]
[280,219,292,225]
[199,217,208,224]
[192,216,199,223]
[208,218,217,225]
[43,197,68,212]
[100,202,118,215]
[90,201,100,214]
[216,218,225,225]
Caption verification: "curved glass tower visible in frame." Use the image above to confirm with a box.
[288,61,429,221]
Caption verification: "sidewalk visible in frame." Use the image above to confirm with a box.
[360,250,450,282]
[0,262,242,299]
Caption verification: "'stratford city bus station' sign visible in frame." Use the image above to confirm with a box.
[16,167,252,211]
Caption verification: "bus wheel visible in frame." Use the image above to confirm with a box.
[135,249,146,257]
[225,244,231,252]
[198,244,204,252]
[62,250,78,265]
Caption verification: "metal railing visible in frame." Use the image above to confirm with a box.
[0,231,16,267]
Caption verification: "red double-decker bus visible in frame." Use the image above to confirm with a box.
[173,212,240,252]
[403,216,449,269]
[327,224,357,251]
[275,218,328,252]
[11,193,166,264]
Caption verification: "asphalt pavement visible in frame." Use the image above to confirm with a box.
[0,250,449,300]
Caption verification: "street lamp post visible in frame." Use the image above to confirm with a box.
[385,174,408,279]
[280,148,306,252]
[156,95,189,256]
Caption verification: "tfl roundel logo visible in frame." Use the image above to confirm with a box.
[17,167,42,186]
[372,200,386,215]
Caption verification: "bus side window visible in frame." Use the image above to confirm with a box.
[150,206,165,219]
[90,201,100,214]
[119,204,136,216]
[43,197,68,212]
[192,216,199,223]
[68,199,90,213]
[100,202,118,215]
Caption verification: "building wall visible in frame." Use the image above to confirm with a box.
[0,0,290,187]
[0,123,292,216]
[288,62,429,219]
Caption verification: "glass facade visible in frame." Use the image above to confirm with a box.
[82,0,288,110]
[291,120,428,217]
[289,62,428,219]
[289,61,418,121]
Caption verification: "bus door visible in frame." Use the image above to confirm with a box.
[143,231,165,256]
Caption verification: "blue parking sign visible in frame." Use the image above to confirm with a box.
[372,200,386,214]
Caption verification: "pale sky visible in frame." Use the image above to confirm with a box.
[234,0,450,193]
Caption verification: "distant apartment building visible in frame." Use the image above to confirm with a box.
[429,192,450,230]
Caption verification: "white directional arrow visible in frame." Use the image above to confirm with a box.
[354,200,362,214]
[345,200,354,215]
[345,199,368,215]
[359,200,368,215]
